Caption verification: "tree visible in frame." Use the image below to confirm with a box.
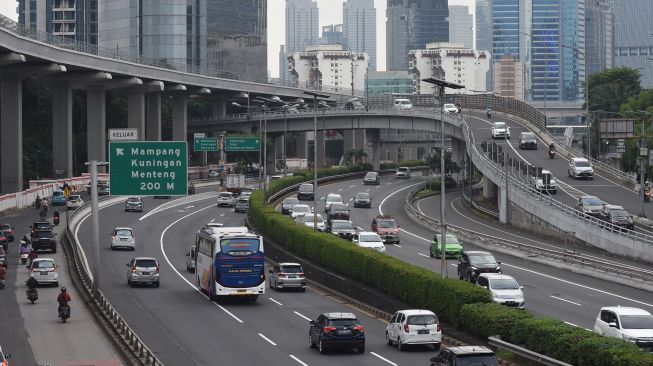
[425,149,460,177]
[343,149,367,166]
[588,67,641,112]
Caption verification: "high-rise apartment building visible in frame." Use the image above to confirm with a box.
[613,1,653,87]
[343,0,377,70]
[282,0,319,82]
[366,71,413,95]
[585,0,613,77]
[493,54,525,100]
[288,45,368,92]
[448,5,473,50]
[386,0,449,71]
[99,0,206,71]
[18,0,98,44]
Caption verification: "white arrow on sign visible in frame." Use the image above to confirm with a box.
[116,148,124,156]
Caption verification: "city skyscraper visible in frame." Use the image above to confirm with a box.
[386,0,449,71]
[613,0,653,87]
[492,0,520,61]
[319,24,346,45]
[343,0,377,70]
[99,0,206,70]
[448,5,473,49]
[475,0,492,52]
[206,0,267,82]
[282,0,319,82]
[585,0,613,77]
[18,0,98,44]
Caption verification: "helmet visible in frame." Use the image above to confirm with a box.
[60,287,66,292]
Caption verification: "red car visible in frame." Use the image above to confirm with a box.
[371,215,400,244]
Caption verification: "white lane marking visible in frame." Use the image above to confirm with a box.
[159,204,244,324]
[550,295,582,306]
[320,196,325,200]
[289,355,309,366]
[564,321,592,331]
[294,311,312,322]
[418,253,430,258]
[337,188,343,192]
[210,219,215,222]
[366,189,370,192]
[386,182,392,185]
[258,333,277,346]
[382,185,653,309]
[184,205,194,209]
[393,244,402,248]
[349,185,356,188]
[349,198,354,201]
[139,193,217,221]
[376,185,381,188]
[268,297,283,306]
[220,213,225,217]
[450,263,458,267]
[370,352,398,366]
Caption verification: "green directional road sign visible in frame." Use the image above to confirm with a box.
[225,136,260,151]
[109,141,188,196]
[194,137,219,151]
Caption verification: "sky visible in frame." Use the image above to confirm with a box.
[0,0,475,77]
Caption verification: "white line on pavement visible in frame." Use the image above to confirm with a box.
[338,188,343,191]
[220,213,225,217]
[289,355,309,366]
[294,311,312,322]
[349,185,356,188]
[550,295,582,306]
[210,218,215,222]
[268,297,283,306]
[417,253,430,258]
[370,352,398,366]
[258,333,277,346]
[393,244,402,248]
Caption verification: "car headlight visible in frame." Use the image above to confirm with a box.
[470,266,478,272]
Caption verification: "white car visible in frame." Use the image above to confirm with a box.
[290,204,312,219]
[216,192,235,207]
[111,227,135,250]
[395,167,411,179]
[29,258,59,286]
[491,122,511,139]
[393,98,413,111]
[594,306,653,348]
[568,157,594,180]
[324,193,344,212]
[532,169,557,194]
[352,231,386,253]
[295,213,326,231]
[443,103,459,114]
[386,309,442,351]
[66,194,84,210]
[476,273,525,309]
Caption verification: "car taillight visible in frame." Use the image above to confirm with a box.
[131,266,136,273]
[437,323,441,332]
[404,324,410,333]
[278,273,286,278]
[7,229,12,234]
[323,326,336,334]
[297,273,305,277]
[353,325,364,333]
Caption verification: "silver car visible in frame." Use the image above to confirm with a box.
[124,197,144,212]
[29,258,59,286]
[216,192,235,207]
[353,192,371,208]
[111,227,135,250]
[234,198,249,213]
[186,245,196,273]
[268,262,306,291]
[126,257,160,287]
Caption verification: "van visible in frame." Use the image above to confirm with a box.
[393,98,413,111]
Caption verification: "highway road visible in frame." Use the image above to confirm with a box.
[75,187,437,366]
[305,175,653,330]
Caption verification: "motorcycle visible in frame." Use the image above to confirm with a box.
[486,110,492,118]
[645,188,651,202]
[58,303,70,322]
[20,253,29,265]
[549,149,556,159]
[53,211,60,226]
[26,288,38,304]
[34,196,41,209]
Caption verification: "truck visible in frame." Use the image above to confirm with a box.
[225,174,246,194]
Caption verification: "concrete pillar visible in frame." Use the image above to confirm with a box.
[274,134,283,164]
[499,186,508,224]
[365,129,381,170]
[343,129,365,152]
[145,93,161,141]
[316,130,325,168]
[172,94,187,141]
[482,177,496,199]
[86,88,106,168]
[52,81,73,178]
[295,132,307,158]
[451,138,465,171]
[0,79,23,193]
[212,97,226,119]
[127,92,145,140]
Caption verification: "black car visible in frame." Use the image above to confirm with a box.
[327,220,356,240]
[327,203,350,221]
[457,251,501,283]
[31,230,57,253]
[363,172,380,185]
[0,224,15,242]
[282,197,300,215]
[309,312,365,354]
[30,221,52,238]
[430,346,498,366]
[353,192,371,208]
[297,183,314,201]
[599,205,635,231]
[518,132,537,150]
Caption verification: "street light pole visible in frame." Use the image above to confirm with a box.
[304,91,330,231]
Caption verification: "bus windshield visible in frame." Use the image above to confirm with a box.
[220,238,260,256]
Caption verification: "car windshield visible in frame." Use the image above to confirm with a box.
[329,319,359,326]
[326,195,342,202]
[52,191,63,197]
[490,278,520,290]
[521,133,535,139]
[378,220,397,228]
[283,198,299,206]
[0,224,10,230]
[469,254,497,265]
[494,122,506,128]
[34,223,50,230]
[580,197,602,206]
[305,214,324,223]
[115,229,132,237]
[68,195,80,201]
[575,161,591,167]
[280,266,303,273]
[610,210,629,218]
[332,222,353,230]
[34,260,54,269]
[620,314,653,329]
[330,204,347,210]
[236,199,249,205]
[127,198,140,203]
[455,354,498,366]
[218,193,232,198]
[356,193,369,199]
[34,231,53,239]
[220,238,260,255]
[439,235,459,244]
[365,173,376,178]
[293,205,310,213]
[135,259,157,268]
[359,234,381,242]
[407,314,438,325]
[398,168,408,172]
[299,184,313,192]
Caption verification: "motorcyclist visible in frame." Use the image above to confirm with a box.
[19,241,29,255]
[26,276,38,300]
[53,210,60,225]
[486,107,492,118]
[57,287,71,317]
[548,143,556,158]
[22,234,30,244]
[27,249,38,267]
[0,264,6,288]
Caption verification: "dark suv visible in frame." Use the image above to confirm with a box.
[599,205,635,231]
[327,220,356,240]
[327,203,350,221]
[309,312,365,354]
[297,183,314,201]
[31,230,56,253]
[457,251,501,283]
[430,346,498,366]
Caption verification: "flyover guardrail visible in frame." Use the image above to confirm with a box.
[488,337,573,366]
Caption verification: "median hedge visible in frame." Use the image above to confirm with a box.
[253,172,653,366]
[266,164,371,200]
[380,160,426,170]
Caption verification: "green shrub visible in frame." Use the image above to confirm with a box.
[380,160,426,170]
[460,303,533,339]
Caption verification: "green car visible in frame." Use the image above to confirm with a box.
[430,233,463,258]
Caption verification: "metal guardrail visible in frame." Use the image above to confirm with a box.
[488,336,573,366]
[461,188,500,219]
[64,199,163,366]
